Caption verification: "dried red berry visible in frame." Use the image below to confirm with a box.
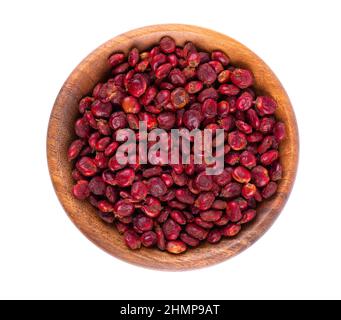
[157,208,171,224]
[124,230,141,250]
[122,96,141,114]
[79,97,94,114]
[127,74,147,97]
[194,217,214,229]
[166,241,187,254]
[133,214,153,232]
[225,152,240,166]
[98,200,114,213]
[135,59,149,72]
[241,183,257,199]
[98,82,125,104]
[72,169,83,181]
[75,118,90,138]
[228,131,247,150]
[163,218,181,240]
[155,226,166,251]
[236,120,252,134]
[219,84,240,96]
[212,200,227,210]
[106,185,117,203]
[141,231,157,247]
[219,115,234,131]
[262,181,278,199]
[260,150,279,165]
[171,87,189,109]
[104,141,119,157]
[131,181,148,201]
[95,137,111,152]
[194,172,213,191]
[273,122,286,142]
[114,200,135,217]
[200,210,222,222]
[108,53,125,67]
[240,151,257,169]
[112,62,129,75]
[180,233,200,247]
[148,177,168,197]
[175,189,195,205]
[143,166,163,178]
[197,63,217,85]
[115,221,129,234]
[269,162,282,181]
[151,53,166,71]
[109,112,127,130]
[207,229,222,244]
[155,63,172,79]
[202,99,217,118]
[255,96,277,115]
[183,110,202,130]
[68,140,85,161]
[76,157,97,177]
[221,223,241,237]
[187,52,201,68]
[246,109,260,129]
[186,223,208,240]
[258,136,274,154]
[183,42,197,57]
[139,112,158,130]
[115,168,135,187]
[88,176,106,196]
[208,60,224,74]
[226,201,242,222]
[211,51,230,66]
[168,68,186,86]
[140,86,157,106]
[128,48,139,67]
[102,170,116,185]
[185,81,203,94]
[238,209,257,224]
[195,192,215,210]
[232,166,251,183]
[142,197,162,218]
[231,68,254,89]
[168,200,187,210]
[236,91,253,111]
[168,54,178,67]
[91,100,113,118]
[220,182,242,198]
[160,36,176,53]
[199,51,210,63]
[72,180,90,200]
[97,120,111,135]
[213,168,233,186]
[251,166,270,187]
[217,70,231,83]
[157,112,176,130]
[259,117,275,133]
[217,100,230,116]
[170,210,187,225]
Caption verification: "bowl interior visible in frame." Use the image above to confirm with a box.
[47,24,298,270]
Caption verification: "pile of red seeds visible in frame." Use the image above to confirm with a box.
[69,36,286,254]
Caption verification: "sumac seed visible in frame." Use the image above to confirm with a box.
[69,35,285,254]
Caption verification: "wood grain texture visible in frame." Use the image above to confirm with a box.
[47,24,299,270]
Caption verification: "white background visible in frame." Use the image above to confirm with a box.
[0,0,340,300]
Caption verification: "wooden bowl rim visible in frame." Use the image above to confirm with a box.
[47,24,299,271]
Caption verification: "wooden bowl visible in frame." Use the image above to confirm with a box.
[47,24,299,270]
